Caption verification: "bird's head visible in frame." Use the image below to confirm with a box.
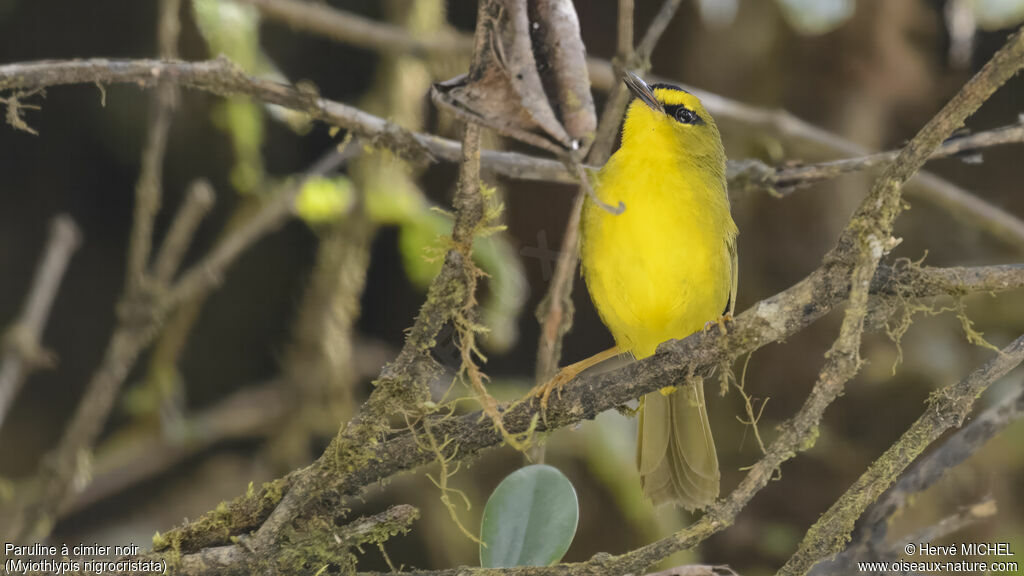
[620,72,724,170]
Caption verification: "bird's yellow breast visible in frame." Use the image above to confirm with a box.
[581,119,736,359]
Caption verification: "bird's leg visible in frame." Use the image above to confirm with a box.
[703,313,734,336]
[531,346,620,413]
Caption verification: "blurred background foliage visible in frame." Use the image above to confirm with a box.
[0,1,1023,574]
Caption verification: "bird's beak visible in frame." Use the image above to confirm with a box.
[623,71,663,113]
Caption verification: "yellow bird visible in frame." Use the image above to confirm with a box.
[543,73,737,509]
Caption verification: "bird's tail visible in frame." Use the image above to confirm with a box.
[636,377,720,510]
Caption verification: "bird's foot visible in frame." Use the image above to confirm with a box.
[528,367,578,417]
[703,313,734,336]
[525,347,620,420]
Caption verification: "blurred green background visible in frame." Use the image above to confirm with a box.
[0,1,1022,574]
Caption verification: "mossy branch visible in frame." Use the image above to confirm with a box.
[168,504,420,576]
[813,381,1024,574]
[779,335,1024,575]
[214,123,488,564]
[347,304,1023,576]
[142,261,1024,561]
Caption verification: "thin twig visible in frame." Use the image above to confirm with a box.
[895,497,997,553]
[126,0,181,292]
[617,0,634,56]
[2,311,156,539]
[151,179,215,284]
[586,0,639,163]
[65,341,392,518]
[167,149,346,305]
[811,496,998,576]
[64,383,286,516]
[730,122,1024,193]
[635,0,686,58]
[534,189,586,387]
[645,565,739,576]
[0,215,81,431]
[0,113,348,546]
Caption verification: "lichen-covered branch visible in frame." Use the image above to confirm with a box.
[858,380,1024,547]
[148,6,495,556]
[779,335,1024,575]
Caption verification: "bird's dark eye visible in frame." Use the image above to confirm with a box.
[674,106,698,124]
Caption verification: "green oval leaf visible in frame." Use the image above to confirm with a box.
[479,464,579,568]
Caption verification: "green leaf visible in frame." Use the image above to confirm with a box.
[474,235,527,353]
[479,464,579,568]
[295,176,355,224]
[397,210,450,287]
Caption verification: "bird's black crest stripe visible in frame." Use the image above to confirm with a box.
[648,82,690,94]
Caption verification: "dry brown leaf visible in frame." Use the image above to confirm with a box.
[432,0,596,158]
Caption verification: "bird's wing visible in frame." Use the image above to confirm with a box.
[726,234,738,316]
